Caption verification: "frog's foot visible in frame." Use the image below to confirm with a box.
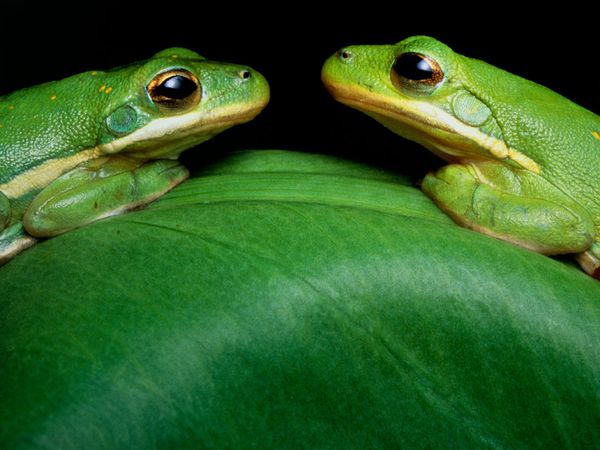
[575,243,600,279]
[23,157,189,237]
[0,223,37,265]
[422,162,595,256]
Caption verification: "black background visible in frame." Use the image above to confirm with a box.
[1,2,597,179]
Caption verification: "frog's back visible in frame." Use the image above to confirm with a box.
[497,79,600,213]
[461,55,600,213]
[0,68,133,184]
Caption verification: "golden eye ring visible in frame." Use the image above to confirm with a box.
[147,69,201,113]
[391,53,444,92]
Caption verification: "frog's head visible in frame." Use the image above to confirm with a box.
[321,36,528,168]
[99,48,270,159]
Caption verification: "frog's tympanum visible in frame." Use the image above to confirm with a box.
[0,48,269,263]
[322,35,600,278]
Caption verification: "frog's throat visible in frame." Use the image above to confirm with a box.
[0,101,266,199]
[327,81,540,174]
[100,101,267,158]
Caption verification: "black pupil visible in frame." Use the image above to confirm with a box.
[155,75,197,99]
[394,53,436,81]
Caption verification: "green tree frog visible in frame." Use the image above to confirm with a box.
[322,35,600,278]
[0,48,269,263]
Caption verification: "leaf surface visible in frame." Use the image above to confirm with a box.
[1,150,598,449]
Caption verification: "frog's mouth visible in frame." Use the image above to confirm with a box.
[99,99,268,160]
[324,80,540,174]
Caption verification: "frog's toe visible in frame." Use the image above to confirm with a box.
[0,223,36,265]
[0,192,10,231]
[575,243,600,278]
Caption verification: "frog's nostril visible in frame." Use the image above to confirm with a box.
[337,49,352,61]
[239,70,251,80]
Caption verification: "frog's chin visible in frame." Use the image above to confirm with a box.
[328,82,483,158]
[99,101,267,160]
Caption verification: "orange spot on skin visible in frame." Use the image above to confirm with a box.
[7,105,15,111]
[99,85,106,93]
[105,87,113,94]
[50,94,57,101]
[91,71,98,76]
[592,131,600,141]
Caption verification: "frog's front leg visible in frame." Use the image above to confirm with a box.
[23,156,188,237]
[421,161,595,258]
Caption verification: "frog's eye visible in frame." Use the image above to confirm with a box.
[147,69,201,113]
[391,53,444,92]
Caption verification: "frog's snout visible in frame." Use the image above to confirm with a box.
[234,66,270,107]
[321,47,357,90]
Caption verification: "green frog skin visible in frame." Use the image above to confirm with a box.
[0,48,269,263]
[322,35,600,278]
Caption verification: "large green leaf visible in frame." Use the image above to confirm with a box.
[1,150,599,449]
